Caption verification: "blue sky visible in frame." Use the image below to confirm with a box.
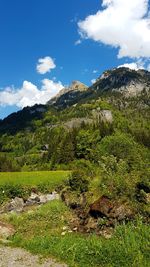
[0,0,150,119]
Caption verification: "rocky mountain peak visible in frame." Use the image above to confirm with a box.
[69,80,88,91]
[92,67,150,96]
[47,80,88,107]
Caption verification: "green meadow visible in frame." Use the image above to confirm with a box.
[0,171,70,187]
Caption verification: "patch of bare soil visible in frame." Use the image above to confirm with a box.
[0,246,67,267]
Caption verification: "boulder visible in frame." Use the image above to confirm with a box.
[39,195,47,204]
[26,193,40,206]
[89,196,113,218]
[26,191,59,206]
[7,197,24,213]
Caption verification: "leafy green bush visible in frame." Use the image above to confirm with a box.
[68,170,89,193]
[99,155,141,199]
[96,131,149,171]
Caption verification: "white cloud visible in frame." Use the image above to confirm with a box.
[117,58,150,71]
[0,79,64,108]
[75,39,82,45]
[118,61,145,71]
[93,70,98,74]
[36,56,56,74]
[91,79,96,84]
[78,0,150,59]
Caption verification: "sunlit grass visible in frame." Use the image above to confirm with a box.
[5,200,149,267]
[0,171,70,187]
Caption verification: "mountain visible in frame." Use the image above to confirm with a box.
[91,67,150,96]
[48,80,88,108]
[0,67,150,134]
[48,67,150,109]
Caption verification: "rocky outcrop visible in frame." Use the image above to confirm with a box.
[7,197,24,213]
[89,196,113,218]
[92,109,113,123]
[0,191,60,214]
[109,203,134,221]
[91,67,150,97]
[89,196,134,221]
[48,81,88,108]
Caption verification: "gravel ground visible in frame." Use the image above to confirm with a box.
[0,246,67,267]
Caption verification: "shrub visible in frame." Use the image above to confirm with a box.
[68,170,89,193]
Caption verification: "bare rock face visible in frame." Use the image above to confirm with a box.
[89,195,134,221]
[92,67,150,97]
[100,110,113,123]
[92,108,113,124]
[47,80,88,108]
[0,221,15,239]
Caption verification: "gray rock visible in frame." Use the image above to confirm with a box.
[46,192,59,201]
[7,197,24,213]
[39,195,47,204]
[26,193,40,205]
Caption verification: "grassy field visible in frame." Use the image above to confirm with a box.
[0,171,70,204]
[0,171,70,187]
[2,200,149,267]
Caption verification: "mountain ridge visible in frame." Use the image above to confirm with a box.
[0,67,150,134]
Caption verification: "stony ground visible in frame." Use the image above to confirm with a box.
[0,246,67,267]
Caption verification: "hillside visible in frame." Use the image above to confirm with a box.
[0,67,150,133]
[0,66,150,266]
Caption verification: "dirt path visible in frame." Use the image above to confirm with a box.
[0,246,67,267]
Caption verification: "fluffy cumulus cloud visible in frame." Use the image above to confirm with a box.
[118,60,145,71]
[36,56,56,74]
[0,79,64,108]
[78,0,150,58]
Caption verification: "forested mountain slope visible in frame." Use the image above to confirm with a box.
[0,67,149,171]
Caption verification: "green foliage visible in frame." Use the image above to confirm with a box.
[68,170,89,193]
[99,155,133,198]
[0,184,31,204]
[0,154,20,172]
[96,132,149,171]
[0,171,70,187]
[76,129,101,160]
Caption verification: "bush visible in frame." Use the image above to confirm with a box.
[68,170,89,193]
[99,155,140,199]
